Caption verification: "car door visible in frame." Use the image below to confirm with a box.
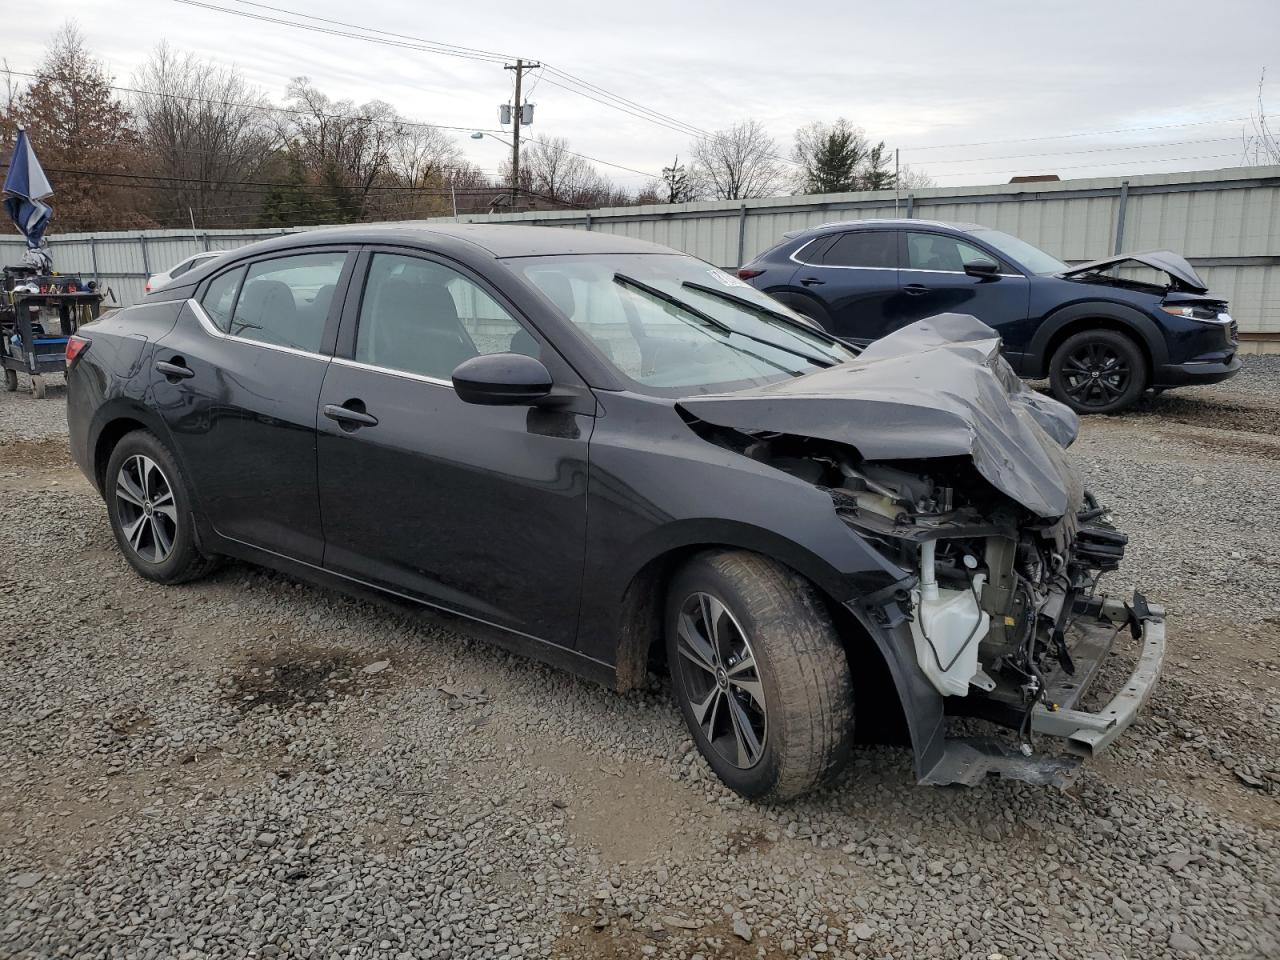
[315,248,594,649]
[151,248,354,563]
[892,230,1030,337]
[789,229,900,345]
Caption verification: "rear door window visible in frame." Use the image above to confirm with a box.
[199,266,245,331]
[819,231,897,268]
[229,252,348,353]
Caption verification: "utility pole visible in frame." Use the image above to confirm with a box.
[504,58,540,209]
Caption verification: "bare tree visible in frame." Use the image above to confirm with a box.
[897,165,934,190]
[1243,68,1280,165]
[391,123,462,189]
[689,120,787,200]
[278,77,405,221]
[131,43,278,227]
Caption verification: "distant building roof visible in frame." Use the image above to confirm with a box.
[1009,174,1061,183]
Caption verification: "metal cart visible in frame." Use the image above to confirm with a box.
[2,266,107,398]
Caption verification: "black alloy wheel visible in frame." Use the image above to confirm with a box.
[1049,329,1146,414]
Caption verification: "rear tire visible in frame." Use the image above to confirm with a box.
[666,550,854,801]
[1049,329,1146,414]
[104,430,220,584]
[3,368,16,392]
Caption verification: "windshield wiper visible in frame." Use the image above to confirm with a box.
[613,273,732,333]
[614,273,834,369]
[681,281,842,344]
[678,282,841,367]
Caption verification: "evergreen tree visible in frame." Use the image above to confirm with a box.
[794,119,865,194]
[661,155,689,203]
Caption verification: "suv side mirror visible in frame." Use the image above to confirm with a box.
[452,353,553,406]
[963,258,1000,278]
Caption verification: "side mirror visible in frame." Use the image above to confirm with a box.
[963,258,1000,278]
[452,352,553,406]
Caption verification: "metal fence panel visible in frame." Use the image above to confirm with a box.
[3,165,1277,333]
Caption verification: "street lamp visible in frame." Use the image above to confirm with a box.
[472,131,519,208]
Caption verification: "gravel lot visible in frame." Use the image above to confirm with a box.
[2,363,1277,960]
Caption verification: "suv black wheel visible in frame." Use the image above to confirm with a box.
[104,430,220,584]
[1049,329,1146,414]
[666,550,853,801]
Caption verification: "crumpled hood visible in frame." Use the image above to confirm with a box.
[677,313,1081,518]
[1060,250,1208,294]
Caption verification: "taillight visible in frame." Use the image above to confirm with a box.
[737,268,764,280]
[66,335,91,365]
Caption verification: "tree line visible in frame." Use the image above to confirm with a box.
[1,24,929,234]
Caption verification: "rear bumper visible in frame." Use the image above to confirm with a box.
[1153,354,1242,387]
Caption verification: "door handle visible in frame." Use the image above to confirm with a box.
[323,401,379,429]
[799,277,826,286]
[155,359,194,380]
[904,284,929,295]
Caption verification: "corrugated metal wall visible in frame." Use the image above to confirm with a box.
[4,165,1278,333]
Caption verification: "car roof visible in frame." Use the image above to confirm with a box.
[226,222,675,260]
[783,218,987,239]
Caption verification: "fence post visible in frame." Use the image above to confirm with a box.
[138,233,151,276]
[736,204,749,268]
[89,236,99,283]
[1113,180,1130,255]
[202,232,211,252]
[905,194,915,218]
[584,213,593,232]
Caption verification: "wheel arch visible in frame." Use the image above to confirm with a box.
[1027,301,1166,381]
[611,538,923,757]
[89,403,172,495]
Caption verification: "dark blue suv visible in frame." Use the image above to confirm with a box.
[738,219,1241,413]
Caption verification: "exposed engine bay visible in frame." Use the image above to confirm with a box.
[688,425,1130,748]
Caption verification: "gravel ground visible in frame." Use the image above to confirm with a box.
[1,363,1277,960]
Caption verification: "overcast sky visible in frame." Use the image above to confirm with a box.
[6,0,1279,190]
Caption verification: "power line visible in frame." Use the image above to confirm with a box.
[917,136,1241,166]
[927,152,1245,178]
[900,116,1252,152]
[2,66,659,179]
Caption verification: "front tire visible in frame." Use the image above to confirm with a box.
[104,430,219,584]
[666,550,853,801]
[1049,329,1146,414]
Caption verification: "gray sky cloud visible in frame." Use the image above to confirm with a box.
[6,0,1278,188]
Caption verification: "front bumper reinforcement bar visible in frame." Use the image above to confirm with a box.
[1031,597,1166,755]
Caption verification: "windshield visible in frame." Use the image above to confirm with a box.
[967,228,1067,275]
[507,253,858,395]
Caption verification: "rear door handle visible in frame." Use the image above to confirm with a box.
[323,402,379,429]
[799,277,826,286]
[155,359,194,380]
[904,283,929,295]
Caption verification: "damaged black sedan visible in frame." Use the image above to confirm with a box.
[66,225,1164,801]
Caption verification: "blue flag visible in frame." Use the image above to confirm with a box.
[3,127,54,249]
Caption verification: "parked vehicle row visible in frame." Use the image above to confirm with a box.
[738,219,1240,414]
[67,224,1165,801]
